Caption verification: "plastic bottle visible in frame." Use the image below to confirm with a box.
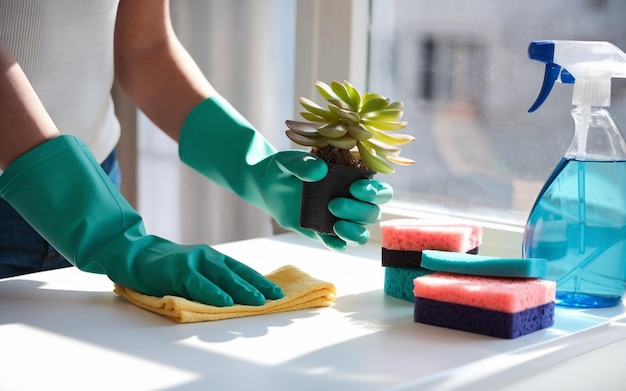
[523,40,626,308]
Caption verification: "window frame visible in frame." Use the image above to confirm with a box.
[294,0,523,257]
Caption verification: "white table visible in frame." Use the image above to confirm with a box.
[1,233,626,390]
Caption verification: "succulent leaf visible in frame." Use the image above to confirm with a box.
[356,142,395,174]
[327,98,352,111]
[328,105,360,124]
[362,139,402,155]
[360,97,390,114]
[361,118,408,131]
[286,126,320,138]
[315,81,336,101]
[285,130,328,147]
[317,122,349,139]
[347,125,374,141]
[386,101,404,110]
[362,139,415,166]
[362,92,388,102]
[299,111,335,123]
[285,120,321,132]
[343,80,362,111]
[328,135,358,149]
[362,125,415,146]
[330,81,355,110]
[299,97,340,121]
[362,109,404,122]
[386,154,416,166]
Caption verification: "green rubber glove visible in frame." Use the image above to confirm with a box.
[179,96,393,251]
[0,136,283,306]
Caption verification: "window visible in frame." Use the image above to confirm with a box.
[365,0,626,245]
[295,0,626,255]
[418,36,485,106]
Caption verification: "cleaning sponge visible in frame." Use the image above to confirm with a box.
[381,219,482,253]
[381,218,483,302]
[421,250,548,278]
[384,266,432,302]
[381,218,482,269]
[413,272,556,339]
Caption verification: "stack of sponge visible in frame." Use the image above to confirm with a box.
[381,218,482,302]
[381,218,556,339]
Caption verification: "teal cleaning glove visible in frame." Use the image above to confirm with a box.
[179,96,393,250]
[0,136,283,306]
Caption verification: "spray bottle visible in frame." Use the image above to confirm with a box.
[523,40,626,308]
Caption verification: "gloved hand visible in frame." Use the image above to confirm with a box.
[179,96,393,251]
[0,136,283,306]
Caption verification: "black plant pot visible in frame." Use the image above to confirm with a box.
[300,163,376,234]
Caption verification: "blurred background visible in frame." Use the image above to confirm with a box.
[114,0,626,246]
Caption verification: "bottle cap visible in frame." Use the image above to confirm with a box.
[528,40,626,111]
[572,79,611,107]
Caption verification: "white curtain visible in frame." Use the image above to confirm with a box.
[137,0,296,246]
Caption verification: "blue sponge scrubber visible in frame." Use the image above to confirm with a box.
[384,266,432,302]
[421,250,548,278]
[414,297,555,339]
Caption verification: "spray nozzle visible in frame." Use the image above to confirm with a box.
[528,63,574,113]
[528,40,626,112]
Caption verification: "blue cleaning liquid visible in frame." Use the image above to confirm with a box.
[523,158,626,308]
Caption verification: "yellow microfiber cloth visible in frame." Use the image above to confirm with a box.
[113,265,336,323]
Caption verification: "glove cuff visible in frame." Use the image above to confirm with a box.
[0,135,89,196]
[179,95,277,166]
[0,135,146,275]
[177,95,277,197]
[180,95,259,162]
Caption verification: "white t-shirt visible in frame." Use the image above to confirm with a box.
[0,0,121,164]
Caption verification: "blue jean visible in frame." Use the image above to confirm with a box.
[0,147,121,279]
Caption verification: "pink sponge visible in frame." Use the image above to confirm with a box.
[413,272,556,339]
[413,273,555,312]
[381,219,482,253]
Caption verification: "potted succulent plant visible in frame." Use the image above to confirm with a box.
[286,80,415,234]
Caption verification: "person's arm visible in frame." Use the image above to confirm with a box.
[114,0,215,141]
[0,33,282,306]
[0,39,59,169]
[114,0,392,250]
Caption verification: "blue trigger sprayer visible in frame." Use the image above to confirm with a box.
[523,40,626,308]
